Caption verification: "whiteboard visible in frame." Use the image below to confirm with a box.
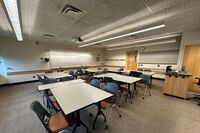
[139,50,179,64]
[50,50,92,68]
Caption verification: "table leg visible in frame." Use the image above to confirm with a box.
[125,84,132,103]
[92,103,106,130]
[73,111,89,133]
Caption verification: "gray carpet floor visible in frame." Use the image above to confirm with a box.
[0,79,200,133]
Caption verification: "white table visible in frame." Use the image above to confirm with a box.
[44,72,72,79]
[51,82,113,131]
[94,73,141,84]
[51,83,112,115]
[38,79,85,91]
[83,68,104,73]
[137,71,156,76]
[94,73,141,103]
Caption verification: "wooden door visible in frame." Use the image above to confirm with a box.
[127,53,137,70]
[182,45,200,91]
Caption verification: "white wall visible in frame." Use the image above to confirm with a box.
[104,49,126,66]
[177,28,200,67]
[0,37,104,83]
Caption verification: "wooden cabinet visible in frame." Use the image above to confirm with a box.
[163,75,191,98]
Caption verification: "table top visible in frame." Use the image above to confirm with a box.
[38,79,85,91]
[83,68,104,73]
[94,73,141,84]
[51,83,113,115]
[44,72,72,79]
[137,71,156,76]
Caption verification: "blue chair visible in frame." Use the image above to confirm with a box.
[74,71,79,79]
[137,74,151,99]
[90,79,100,88]
[60,76,74,82]
[104,77,113,84]
[121,72,129,76]
[104,82,118,94]
[129,71,142,77]
[93,83,121,129]
[68,71,74,76]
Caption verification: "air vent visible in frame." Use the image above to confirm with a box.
[61,4,83,15]
[44,34,55,38]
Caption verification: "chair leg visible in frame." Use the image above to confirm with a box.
[114,104,122,118]
[72,124,78,133]
[105,105,114,129]
[148,87,151,96]
[143,87,147,100]
[119,92,127,107]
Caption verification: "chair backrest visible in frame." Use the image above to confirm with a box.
[68,71,74,75]
[103,68,108,72]
[74,71,79,79]
[95,71,104,75]
[129,71,142,77]
[104,77,113,84]
[30,101,51,132]
[60,76,74,82]
[144,69,151,72]
[104,82,119,95]
[43,93,60,112]
[43,78,57,84]
[140,74,150,85]
[45,70,53,74]
[90,79,100,88]
[37,75,44,82]
[121,72,129,76]
[119,68,124,71]
[37,75,56,85]
[137,68,143,71]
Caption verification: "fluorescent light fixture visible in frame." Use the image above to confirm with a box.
[107,33,181,47]
[3,0,23,41]
[107,39,176,51]
[79,24,165,47]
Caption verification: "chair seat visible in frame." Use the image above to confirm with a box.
[101,100,112,109]
[49,112,76,132]
[136,83,146,88]
[119,87,128,92]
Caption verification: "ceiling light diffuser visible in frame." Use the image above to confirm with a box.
[106,39,176,51]
[79,24,165,47]
[107,33,181,47]
[3,0,23,41]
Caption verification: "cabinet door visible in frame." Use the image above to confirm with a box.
[163,75,173,94]
[179,76,190,98]
[172,76,182,97]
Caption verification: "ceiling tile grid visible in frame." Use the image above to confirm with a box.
[1,0,200,46]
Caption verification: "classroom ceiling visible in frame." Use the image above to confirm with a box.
[0,0,200,48]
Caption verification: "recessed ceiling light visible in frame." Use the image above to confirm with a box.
[79,24,165,47]
[3,0,23,41]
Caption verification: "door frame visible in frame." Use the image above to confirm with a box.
[126,51,138,70]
